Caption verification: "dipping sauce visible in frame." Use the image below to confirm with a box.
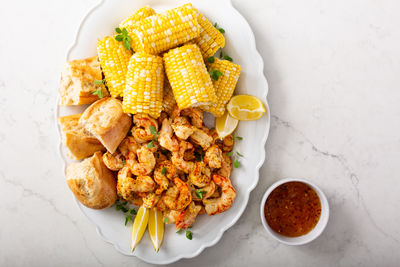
[264,181,321,237]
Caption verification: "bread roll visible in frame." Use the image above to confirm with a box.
[66,152,117,209]
[58,113,105,160]
[59,56,110,106]
[79,97,132,154]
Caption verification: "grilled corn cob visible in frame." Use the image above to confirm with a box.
[192,9,225,59]
[131,4,200,55]
[122,52,164,118]
[206,58,241,117]
[162,80,176,114]
[120,6,156,31]
[164,44,217,109]
[97,36,133,97]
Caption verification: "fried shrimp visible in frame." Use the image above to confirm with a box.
[191,181,216,201]
[171,140,195,173]
[217,154,232,178]
[164,177,192,210]
[171,116,194,140]
[153,160,177,193]
[117,167,156,200]
[142,192,161,208]
[189,161,212,187]
[128,145,156,176]
[131,114,158,143]
[203,174,236,215]
[158,118,179,152]
[180,107,203,128]
[189,127,213,150]
[175,201,202,230]
[210,129,234,152]
[204,145,224,169]
[119,136,139,157]
[103,151,124,171]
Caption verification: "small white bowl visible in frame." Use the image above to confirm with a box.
[260,178,329,245]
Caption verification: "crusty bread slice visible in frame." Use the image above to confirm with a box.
[59,56,110,106]
[58,113,105,160]
[66,151,117,209]
[79,97,132,154]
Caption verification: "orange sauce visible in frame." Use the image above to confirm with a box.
[264,181,321,237]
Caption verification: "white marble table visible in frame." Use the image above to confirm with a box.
[1,0,400,266]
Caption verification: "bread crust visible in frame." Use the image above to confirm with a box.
[66,152,117,209]
[59,56,110,106]
[58,114,105,160]
[79,98,132,154]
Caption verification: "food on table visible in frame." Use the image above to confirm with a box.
[122,53,164,118]
[58,2,268,252]
[66,151,117,209]
[58,114,105,160]
[97,37,133,97]
[215,111,238,139]
[148,208,164,252]
[164,44,217,109]
[227,94,266,121]
[59,56,109,105]
[79,97,132,153]
[191,7,225,59]
[131,205,150,251]
[130,4,200,54]
[206,58,241,117]
[264,181,321,237]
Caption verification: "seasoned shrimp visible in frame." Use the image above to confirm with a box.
[189,127,213,150]
[203,174,236,215]
[153,160,177,193]
[164,177,192,210]
[163,209,181,224]
[103,151,124,171]
[210,129,234,152]
[189,161,212,187]
[191,180,216,201]
[117,167,156,200]
[204,145,223,169]
[158,118,179,152]
[217,154,232,178]
[128,146,156,176]
[181,108,204,128]
[142,192,161,208]
[171,116,194,140]
[157,111,168,128]
[175,201,202,230]
[131,114,158,143]
[119,136,139,157]
[171,141,195,173]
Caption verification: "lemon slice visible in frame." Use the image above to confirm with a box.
[227,95,266,121]
[215,111,239,139]
[131,205,149,252]
[148,208,164,252]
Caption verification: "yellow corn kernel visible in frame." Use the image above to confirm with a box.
[206,58,241,117]
[164,44,217,109]
[120,6,156,31]
[122,52,164,118]
[97,36,133,97]
[131,4,200,55]
[192,8,225,59]
[162,80,176,114]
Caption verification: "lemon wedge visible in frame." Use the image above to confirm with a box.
[131,205,149,252]
[227,95,266,121]
[148,208,164,252]
[215,111,239,139]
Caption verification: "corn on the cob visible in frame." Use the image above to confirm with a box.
[131,4,200,55]
[97,37,133,97]
[122,52,164,118]
[192,9,225,59]
[162,80,176,114]
[120,6,156,31]
[164,44,217,109]
[206,58,241,117]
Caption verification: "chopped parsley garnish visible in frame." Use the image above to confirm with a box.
[147,141,155,149]
[122,159,126,166]
[176,229,183,234]
[194,150,204,162]
[195,190,206,199]
[208,56,215,63]
[223,55,233,62]
[115,199,136,226]
[213,22,225,33]
[125,215,132,226]
[236,151,243,157]
[91,87,104,99]
[234,136,243,140]
[210,69,223,81]
[186,230,193,240]
[226,151,233,157]
[164,217,169,223]
[93,80,104,85]
[129,209,137,215]
[115,27,132,50]
[161,167,167,175]
[227,137,243,168]
[233,160,241,168]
